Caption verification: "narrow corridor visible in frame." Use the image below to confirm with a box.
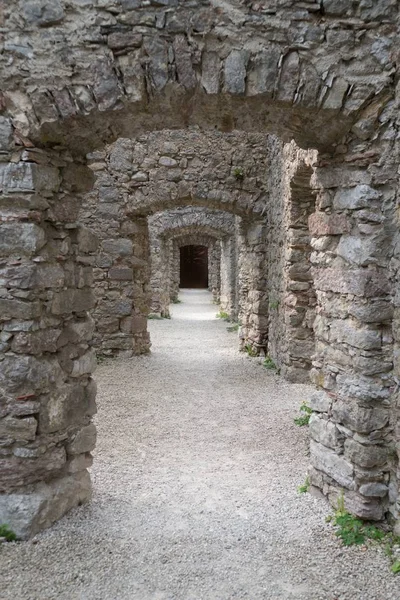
[1,291,397,600]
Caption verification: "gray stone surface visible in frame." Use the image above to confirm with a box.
[0,0,399,536]
[2,291,399,598]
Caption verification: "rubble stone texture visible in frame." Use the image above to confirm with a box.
[0,0,399,538]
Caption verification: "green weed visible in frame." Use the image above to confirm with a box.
[172,298,181,304]
[216,311,230,320]
[0,524,17,542]
[294,401,313,426]
[244,344,258,357]
[328,491,400,573]
[391,560,400,574]
[233,166,244,180]
[269,299,280,310]
[263,356,276,370]
[298,476,310,494]
[227,323,240,332]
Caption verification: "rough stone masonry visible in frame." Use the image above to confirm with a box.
[0,0,399,538]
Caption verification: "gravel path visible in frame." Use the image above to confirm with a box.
[1,290,398,599]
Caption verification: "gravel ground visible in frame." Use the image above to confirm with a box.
[1,289,398,600]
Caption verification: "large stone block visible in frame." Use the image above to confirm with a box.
[201,51,220,94]
[329,319,381,350]
[0,116,13,151]
[0,446,66,493]
[0,298,41,320]
[349,300,393,323]
[52,289,96,315]
[11,328,61,354]
[109,267,133,280]
[332,400,389,433]
[0,416,37,443]
[309,390,332,413]
[336,234,387,267]
[308,212,350,236]
[0,355,62,394]
[310,440,354,489]
[224,50,248,95]
[309,414,344,450]
[102,238,133,257]
[39,381,96,433]
[96,297,132,317]
[333,185,381,210]
[0,223,46,256]
[312,167,371,189]
[71,349,97,378]
[313,267,390,297]
[57,316,95,346]
[21,0,64,26]
[344,438,388,468]
[173,34,196,90]
[67,424,97,455]
[340,490,385,521]
[336,374,391,403]
[0,471,91,539]
[77,227,99,253]
[0,163,61,193]
[359,482,388,498]
[247,48,280,97]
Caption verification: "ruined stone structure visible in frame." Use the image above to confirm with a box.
[148,207,236,317]
[1,0,399,538]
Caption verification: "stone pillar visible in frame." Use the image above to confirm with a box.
[208,241,221,304]
[0,154,97,538]
[81,149,151,356]
[220,237,237,318]
[237,218,268,352]
[169,240,180,303]
[308,160,395,521]
[281,164,316,383]
[150,233,171,318]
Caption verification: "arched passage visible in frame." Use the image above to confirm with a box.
[0,1,398,538]
[148,208,236,317]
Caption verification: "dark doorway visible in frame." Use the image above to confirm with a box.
[180,245,208,288]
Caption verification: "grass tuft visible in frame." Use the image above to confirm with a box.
[216,311,230,320]
[0,524,17,542]
[298,476,310,494]
[294,401,313,426]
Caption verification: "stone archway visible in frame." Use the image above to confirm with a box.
[148,207,236,317]
[0,1,398,537]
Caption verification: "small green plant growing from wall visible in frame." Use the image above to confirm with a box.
[244,343,258,357]
[297,475,310,494]
[233,166,244,181]
[269,298,280,310]
[172,298,181,304]
[294,401,313,426]
[325,491,400,573]
[328,492,385,546]
[227,323,240,332]
[263,356,276,370]
[216,311,230,320]
[0,524,17,542]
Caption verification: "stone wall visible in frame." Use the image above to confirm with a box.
[1,0,399,537]
[2,0,395,153]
